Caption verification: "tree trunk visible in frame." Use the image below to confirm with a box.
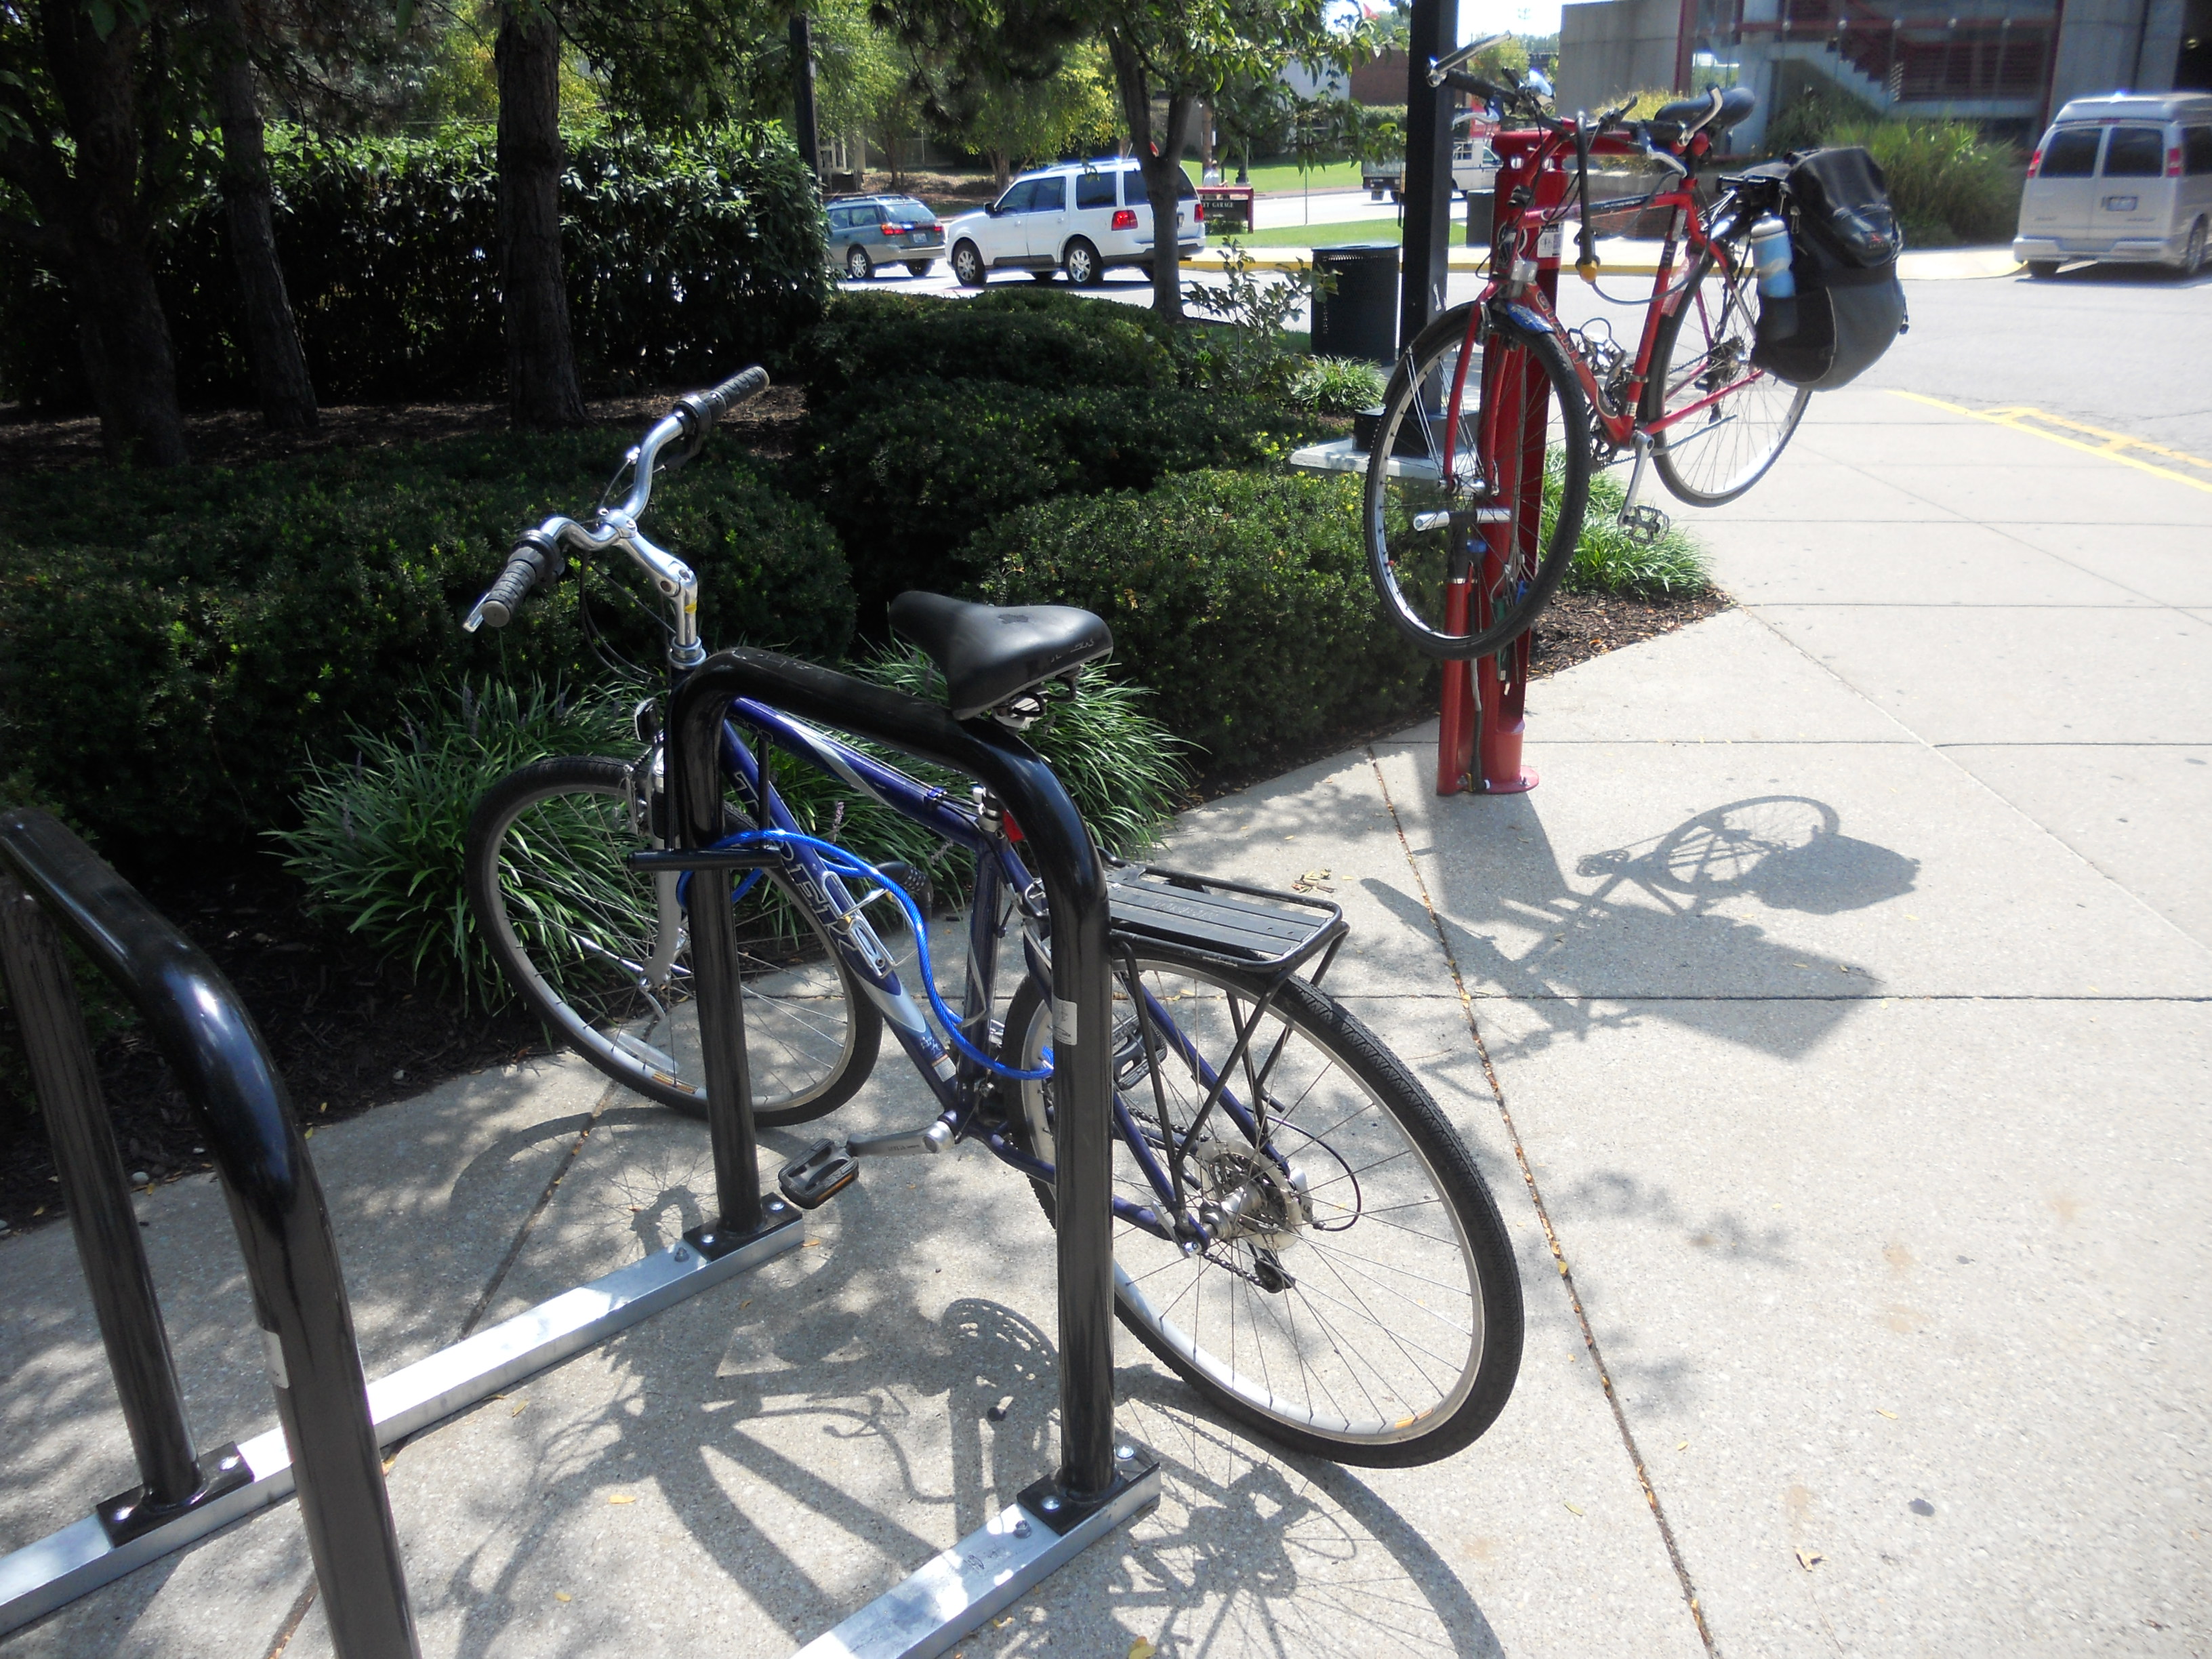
[35,0,189,465]
[1107,38,1192,321]
[207,0,316,431]
[495,5,586,429]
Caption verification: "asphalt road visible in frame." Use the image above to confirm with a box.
[859,245,2212,461]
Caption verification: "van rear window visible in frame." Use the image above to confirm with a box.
[2039,129,2100,177]
[2103,127,2165,177]
[2186,127,2212,176]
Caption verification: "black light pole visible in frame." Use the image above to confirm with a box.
[790,14,821,177]
[1399,0,1456,350]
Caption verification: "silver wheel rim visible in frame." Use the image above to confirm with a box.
[1651,251,1809,500]
[847,247,869,279]
[1017,961,1486,1448]
[485,772,861,1112]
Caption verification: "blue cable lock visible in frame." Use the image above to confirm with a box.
[680,828,1052,1082]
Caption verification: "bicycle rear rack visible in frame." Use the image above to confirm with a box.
[1106,865,1346,983]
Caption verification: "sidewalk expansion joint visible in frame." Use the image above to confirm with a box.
[1367,745,1718,1656]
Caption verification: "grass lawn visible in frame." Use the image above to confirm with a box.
[1212,218,1405,249]
[1233,158,1368,193]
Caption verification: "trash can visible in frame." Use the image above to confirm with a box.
[1309,244,1399,367]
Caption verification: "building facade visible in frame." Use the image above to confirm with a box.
[1557,0,2211,148]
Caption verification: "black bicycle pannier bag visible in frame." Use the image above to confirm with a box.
[1752,146,1908,392]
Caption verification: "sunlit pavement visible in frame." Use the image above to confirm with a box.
[5,291,2211,1656]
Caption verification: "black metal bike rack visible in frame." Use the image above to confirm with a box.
[0,649,1158,1656]
[0,806,419,1656]
[668,648,1157,1537]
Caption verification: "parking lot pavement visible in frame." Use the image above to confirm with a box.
[6,388,2209,1658]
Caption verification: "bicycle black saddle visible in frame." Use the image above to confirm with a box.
[888,591,1113,720]
[1647,85,1756,146]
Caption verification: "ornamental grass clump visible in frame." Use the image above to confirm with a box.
[272,679,634,1009]
[1548,456,1713,599]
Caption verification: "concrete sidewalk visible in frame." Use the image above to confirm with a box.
[3,387,2207,1656]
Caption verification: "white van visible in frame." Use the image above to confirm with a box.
[2013,91,2212,276]
[943,158,1203,287]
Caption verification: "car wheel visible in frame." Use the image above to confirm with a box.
[951,241,985,287]
[846,245,873,281]
[1064,237,1101,287]
[2183,218,2208,278]
[904,260,935,278]
[2026,260,2060,279]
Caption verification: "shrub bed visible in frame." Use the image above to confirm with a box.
[1761,86,2020,246]
[979,469,1429,771]
[1,125,831,409]
[794,380,1323,621]
[792,286,1173,400]
[0,433,851,867]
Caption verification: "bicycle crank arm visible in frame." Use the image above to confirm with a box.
[846,1120,955,1158]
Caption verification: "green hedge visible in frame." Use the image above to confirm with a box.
[0,432,851,867]
[979,469,1429,769]
[794,380,1321,623]
[792,286,1173,400]
[1,124,831,409]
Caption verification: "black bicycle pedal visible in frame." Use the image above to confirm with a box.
[778,1140,858,1210]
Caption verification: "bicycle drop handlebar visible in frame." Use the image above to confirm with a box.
[463,367,772,638]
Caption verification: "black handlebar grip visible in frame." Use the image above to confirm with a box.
[1441,70,1511,105]
[699,365,769,422]
[671,365,771,457]
[475,531,558,629]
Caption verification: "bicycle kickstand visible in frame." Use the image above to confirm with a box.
[1616,431,1671,545]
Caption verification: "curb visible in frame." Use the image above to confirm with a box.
[1183,243,2023,281]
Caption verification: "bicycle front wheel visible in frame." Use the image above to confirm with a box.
[1003,948,1523,1467]
[466,755,881,1126]
[1364,301,1593,661]
[1642,236,1811,506]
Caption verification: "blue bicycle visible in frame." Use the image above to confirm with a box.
[462,370,1523,1465]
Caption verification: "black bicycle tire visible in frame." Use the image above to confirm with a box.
[1641,234,1810,508]
[1363,301,1593,662]
[466,755,882,1126]
[1002,948,1523,1467]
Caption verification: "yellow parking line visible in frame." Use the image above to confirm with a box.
[1889,392,2212,495]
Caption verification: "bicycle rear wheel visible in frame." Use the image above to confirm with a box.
[1002,947,1523,1467]
[1363,301,1593,661]
[1642,235,1811,506]
[466,755,881,1126]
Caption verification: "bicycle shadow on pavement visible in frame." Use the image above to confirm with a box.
[409,1097,1507,1659]
[1366,792,1920,1066]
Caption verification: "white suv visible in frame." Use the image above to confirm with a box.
[944,159,1205,287]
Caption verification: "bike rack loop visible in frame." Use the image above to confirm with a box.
[670,647,1145,1518]
[0,806,419,1656]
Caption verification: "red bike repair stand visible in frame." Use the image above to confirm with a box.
[1434,131,1568,797]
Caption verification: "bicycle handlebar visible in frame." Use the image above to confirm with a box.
[462,366,771,639]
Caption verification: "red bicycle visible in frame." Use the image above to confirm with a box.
[1363,54,1808,659]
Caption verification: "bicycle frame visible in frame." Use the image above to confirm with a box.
[1448,122,1771,470]
[664,690,1283,1254]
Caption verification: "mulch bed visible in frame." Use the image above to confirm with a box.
[0,391,1725,1238]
